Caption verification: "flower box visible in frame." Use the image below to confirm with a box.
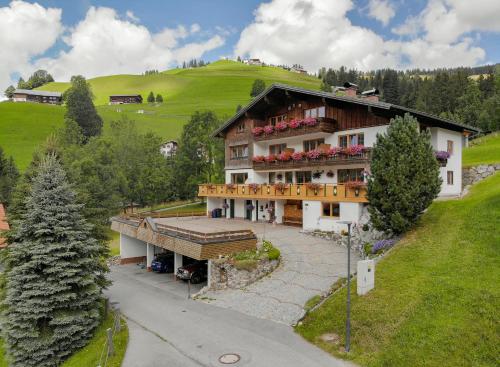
[288,119,301,129]
[265,154,277,163]
[306,149,322,160]
[252,127,264,136]
[277,152,292,162]
[263,125,274,135]
[275,121,288,131]
[252,155,265,163]
[435,151,450,166]
[306,182,322,195]
[248,183,259,193]
[292,151,305,161]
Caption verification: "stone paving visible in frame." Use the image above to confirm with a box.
[197,219,359,325]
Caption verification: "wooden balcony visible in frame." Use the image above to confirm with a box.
[253,118,336,142]
[252,149,371,171]
[198,183,368,203]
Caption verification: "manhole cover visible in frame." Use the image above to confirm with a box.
[218,353,241,364]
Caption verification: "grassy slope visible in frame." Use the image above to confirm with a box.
[1,60,319,170]
[462,132,500,166]
[0,102,65,170]
[296,173,500,366]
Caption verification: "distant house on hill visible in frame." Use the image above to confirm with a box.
[243,58,263,66]
[160,140,178,158]
[0,203,9,248]
[12,89,62,104]
[291,66,307,74]
[109,94,143,104]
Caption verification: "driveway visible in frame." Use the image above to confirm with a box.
[107,265,354,367]
[198,220,358,325]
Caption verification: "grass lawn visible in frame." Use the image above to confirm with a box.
[463,132,500,167]
[296,173,500,367]
[108,230,120,256]
[0,309,128,367]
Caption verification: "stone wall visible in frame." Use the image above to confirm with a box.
[207,257,279,290]
[462,164,500,188]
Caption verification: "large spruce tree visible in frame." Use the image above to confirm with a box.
[3,155,106,367]
[368,113,441,234]
[64,75,103,140]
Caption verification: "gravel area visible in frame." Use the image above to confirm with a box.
[198,220,359,325]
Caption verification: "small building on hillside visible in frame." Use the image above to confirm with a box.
[291,66,307,74]
[109,94,143,104]
[160,140,178,158]
[0,203,9,248]
[12,89,62,104]
[243,58,263,66]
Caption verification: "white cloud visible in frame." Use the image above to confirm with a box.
[235,0,494,72]
[190,23,200,33]
[34,6,225,82]
[125,10,139,22]
[0,0,62,90]
[367,0,395,26]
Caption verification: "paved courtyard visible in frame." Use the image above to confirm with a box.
[160,217,359,325]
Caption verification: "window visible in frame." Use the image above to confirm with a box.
[230,145,248,159]
[338,169,364,183]
[322,202,340,217]
[339,133,364,147]
[447,140,454,155]
[269,143,287,155]
[303,138,325,152]
[269,114,287,126]
[285,171,294,183]
[231,173,248,184]
[304,106,326,118]
[296,171,312,183]
[447,171,454,185]
[237,123,245,133]
[269,172,276,184]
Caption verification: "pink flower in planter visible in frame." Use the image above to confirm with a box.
[277,152,292,161]
[265,154,277,162]
[252,127,264,136]
[263,125,274,135]
[303,117,319,126]
[327,147,342,157]
[275,121,288,131]
[344,145,365,156]
[292,151,305,161]
[252,155,265,163]
[306,149,322,159]
[289,119,301,129]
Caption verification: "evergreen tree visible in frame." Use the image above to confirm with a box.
[155,94,163,103]
[3,155,106,367]
[64,75,103,140]
[147,91,155,103]
[17,77,28,89]
[320,80,332,92]
[368,114,441,234]
[250,79,266,97]
[455,80,482,126]
[382,69,399,104]
[4,85,15,99]
[0,147,19,206]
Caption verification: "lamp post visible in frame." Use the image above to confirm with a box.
[338,220,352,352]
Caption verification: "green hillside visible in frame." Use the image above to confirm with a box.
[463,132,500,166]
[1,60,320,170]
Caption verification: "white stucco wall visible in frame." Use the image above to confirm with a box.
[120,233,147,259]
[302,201,363,232]
[327,125,388,148]
[431,128,462,196]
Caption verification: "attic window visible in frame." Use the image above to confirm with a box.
[237,123,245,133]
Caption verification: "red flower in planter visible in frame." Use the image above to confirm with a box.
[225,183,236,190]
[263,125,274,135]
[277,151,292,161]
[289,119,301,129]
[275,121,288,131]
[248,183,259,193]
[265,154,277,162]
[327,147,342,157]
[306,149,322,159]
[292,151,305,161]
[303,117,319,126]
[252,127,264,136]
[252,155,265,163]
[344,145,365,156]
[345,181,365,189]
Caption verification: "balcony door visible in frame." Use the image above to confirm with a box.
[230,199,235,219]
[245,200,252,220]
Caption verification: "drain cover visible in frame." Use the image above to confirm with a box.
[218,353,241,364]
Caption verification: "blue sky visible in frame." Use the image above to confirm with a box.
[1,0,499,89]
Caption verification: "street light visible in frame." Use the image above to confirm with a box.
[338,220,352,352]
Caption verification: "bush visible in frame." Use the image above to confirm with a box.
[267,247,281,261]
[234,259,258,271]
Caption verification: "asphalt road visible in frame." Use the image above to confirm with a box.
[106,265,354,367]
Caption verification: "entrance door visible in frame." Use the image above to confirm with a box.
[230,199,235,219]
[245,200,252,220]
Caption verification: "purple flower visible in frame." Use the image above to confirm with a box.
[435,151,450,160]
[372,239,395,254]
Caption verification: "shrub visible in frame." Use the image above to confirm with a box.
[368,113,441,234]
[234,259,258,271]
[267,247,281,260]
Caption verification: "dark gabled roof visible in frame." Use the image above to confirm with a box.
[109,94,142,97]
[213,83,480,137]
[14,89,61,97]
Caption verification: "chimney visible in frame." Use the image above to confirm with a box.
[361,88,380,102]
[343,82,358,98]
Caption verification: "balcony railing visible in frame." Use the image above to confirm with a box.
[252,149,371,170]
[253,117,336,142]
[198,183,368,203]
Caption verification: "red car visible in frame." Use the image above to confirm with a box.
[176,261,208,284]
